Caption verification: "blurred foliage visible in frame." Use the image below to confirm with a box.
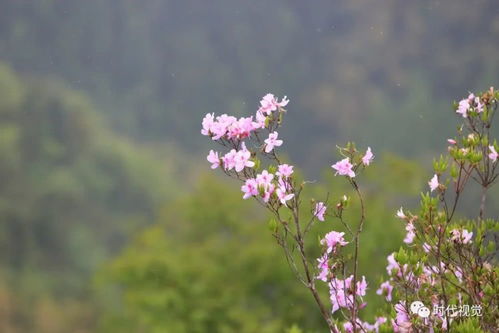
[0,62,174,332]
[96,176,321,333]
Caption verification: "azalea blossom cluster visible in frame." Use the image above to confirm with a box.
[201,89,498,332]
[241,165,295,206]
[371,90,499,332]
[201,94,288,141]
[456,92,484,118]
[338,316,387,333]
[376,253,455,331]
[329,275,367,313]
[202,93,294,203]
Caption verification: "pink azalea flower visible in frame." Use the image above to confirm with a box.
[450,229,473,244]
[343,322,354,333]
[386,253,400,275]
[276,164,294,178]
[228,116,256,139]
[356,276,368,297]
[474,95,484,113]
[264,131,283,153]
[276,186,294,206]
[461,229,473,244]
[376,281,393,301]
[332,158,355,178]
[222,149,237,170]
[256,170,274,186]
[211,114,237,140]
[201,113,215,136]
[362,147,374,166]
[254,110,267,129]
[396,207,406,219]
[456,97,470,118]
[258,93,290,115]
[403,222,416,244]
[489,145,498,162]
[258,93,279,115]
[234,146,254,172]
[393,303,411,332]
[321,231,348,254]
[428,174,439,192]
[329,276,355,313]
[277,176,291,191]
[206,150,220,169]
[316,253,329,282]
[314,202,327,221]
[330,289,354,313]
[261,183,275,203]
[241,179,258,199]
[373,317,388,331]
[278,95,290,107]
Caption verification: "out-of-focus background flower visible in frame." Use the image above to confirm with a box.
[0,1,497,332]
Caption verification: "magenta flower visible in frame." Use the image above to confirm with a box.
[376,281,393,301]
[331,158,355,178]
[254,110,267,129]
[321,231,348,254]
[264,131,283,153]
[450,228,473,244]
[210,114,237,140]
[314,202,327,221]
[356,276,368,297]
[386,253,400,276]
[261,183,275,203]
[256,170,274,186]
[234,150,254,172]
[276,164,294,178]
[329,276,355,313]
[206,150,220,169]
[258,93,290,115]
[393,302,411,332]
[222,149,237,170]
[428,174,439,192]
[489,145,498,162]
[396,207,406,219]
[316,254,329,282]
[456,97,470,118]
[362,147,374,166]
[241,179,258,199]
[228,116,256,139]
[258,93,279,115]
[201,113,215,136]
[474,95,484,113]
[403,222,416,244]
[276,186,294,206]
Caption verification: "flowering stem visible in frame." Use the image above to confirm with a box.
[289,197,336,331]
[479,185,487,220]
[350,180,366,332]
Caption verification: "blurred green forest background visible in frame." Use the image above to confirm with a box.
[0,1,497,332]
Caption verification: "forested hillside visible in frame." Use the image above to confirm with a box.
[0,1,497,171]
[0,62,174,332]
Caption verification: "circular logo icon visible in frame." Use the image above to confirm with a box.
[410,301,425,314]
